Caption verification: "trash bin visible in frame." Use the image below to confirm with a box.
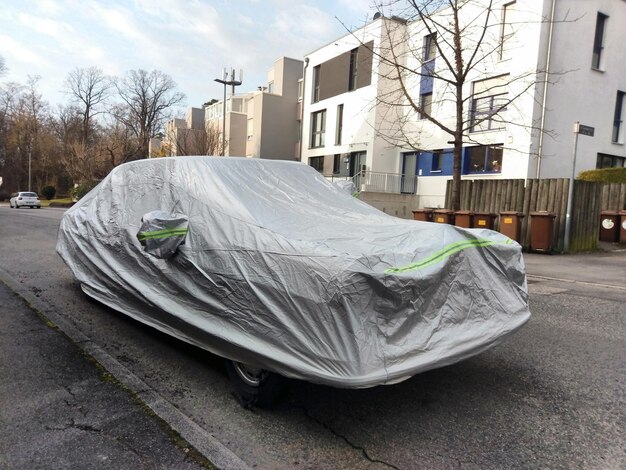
[454,211,474,228]
[412,209,434,222]
[619,211,626,244]
[499,211,525,242]
[472,212,496,230]
[599,210,620,242]
[433,209,455,225]
[530,211,556,253]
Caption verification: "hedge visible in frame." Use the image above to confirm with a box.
[577,167,626,183]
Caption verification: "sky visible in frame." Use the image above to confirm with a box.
[0,0,375,112]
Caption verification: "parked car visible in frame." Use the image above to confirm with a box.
[10,192,41,209]
[57,157,530,407]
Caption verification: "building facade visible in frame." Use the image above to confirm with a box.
[300,0,626,213]
[159,57,303,160]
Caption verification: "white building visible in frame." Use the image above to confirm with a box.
[300,0,626,213]
[160,57,303,160]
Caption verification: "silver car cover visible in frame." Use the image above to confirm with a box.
[57,156,530,388]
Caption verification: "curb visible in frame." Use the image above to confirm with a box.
[0,266,250,470]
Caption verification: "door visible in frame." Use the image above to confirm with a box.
[401,152,418,194]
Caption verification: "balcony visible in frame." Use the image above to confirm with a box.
[325,171,418,195]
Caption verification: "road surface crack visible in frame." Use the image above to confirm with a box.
[294,404,401,470]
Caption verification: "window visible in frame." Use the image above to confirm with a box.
[467,145,503,173]
[423,33,437,61]
[335,104,344,145]
[499,2,516,59]
[419,93,432,120]
[310,110,326,148]
[312,65,321,103]
[596,153,625,169]
[247,118,253,141]
[470,75,509,132]
[613,91,625,143]
[309,156,324,173]
[349,48,358,91]
[268,81,274,94]
[333,154,341,174]
[592,13,608,69]
[298,79,303,100]
[432,150,442,171]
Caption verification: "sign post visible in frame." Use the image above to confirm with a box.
[564,122,595,251]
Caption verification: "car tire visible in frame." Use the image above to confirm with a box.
[36,206,41,209]
[225,360,283,408]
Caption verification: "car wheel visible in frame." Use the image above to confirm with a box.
[225,360,283,408]
[36,206,41,209]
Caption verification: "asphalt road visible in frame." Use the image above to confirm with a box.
[0,205,624,469]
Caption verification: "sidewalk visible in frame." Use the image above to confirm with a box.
[0,281,209,469]
[523,248,626,288]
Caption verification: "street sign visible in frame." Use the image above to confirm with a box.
[574,123,595,136]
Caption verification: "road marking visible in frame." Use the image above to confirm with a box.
[527,274,626,291]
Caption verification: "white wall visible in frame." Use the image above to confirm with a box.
[538,0,626,178]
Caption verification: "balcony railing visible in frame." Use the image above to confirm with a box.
[325,171,418,195]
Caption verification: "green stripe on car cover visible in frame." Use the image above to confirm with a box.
[385,237,513,274]
[137,228,188,241]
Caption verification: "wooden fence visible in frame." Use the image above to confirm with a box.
[444,179,626,252]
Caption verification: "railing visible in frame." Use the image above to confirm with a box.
[325,171,418,194]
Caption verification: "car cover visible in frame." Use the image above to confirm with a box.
[57,156,530,388]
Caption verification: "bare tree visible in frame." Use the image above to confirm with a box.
[364,0,562,210]
[113,69,185,159]
[64,67,111,144]
[0,55,7,77]
[165,120,223,156]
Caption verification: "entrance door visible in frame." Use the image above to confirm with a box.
[401,152,418,194]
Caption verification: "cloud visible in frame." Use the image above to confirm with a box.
[18,12,75,38]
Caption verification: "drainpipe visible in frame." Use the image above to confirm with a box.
[298,57,309,162]
[536,0,557,179]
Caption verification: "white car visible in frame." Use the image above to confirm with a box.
[10,192,41,209]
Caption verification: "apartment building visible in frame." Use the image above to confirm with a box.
[159,57,303,160]
[300,0,626,213]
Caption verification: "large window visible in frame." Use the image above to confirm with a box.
[592,12,608,70]
[432,150,443,171]
[613,91,625,143]
[309,156,324,173]
[470,75,509,132]
[348,48,358,91]
[310,110,326,148]
[423,33,437,61]
[596,153,625,169]
[467,145,503,173]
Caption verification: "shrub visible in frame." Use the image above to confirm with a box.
[40,185,56,200]
[578,167,626,183]
[70,181,98,201]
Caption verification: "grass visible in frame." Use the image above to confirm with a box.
[40,197,74,207]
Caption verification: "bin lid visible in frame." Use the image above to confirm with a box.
[474,212,496,216]
[455,210,474,215]
[600,210,619,215]
[433,209,454,214]
[500,211,525,217]
[412,209,434,213]
[530,211,556,218]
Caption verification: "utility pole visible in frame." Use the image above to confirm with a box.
[214,68,242,156]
